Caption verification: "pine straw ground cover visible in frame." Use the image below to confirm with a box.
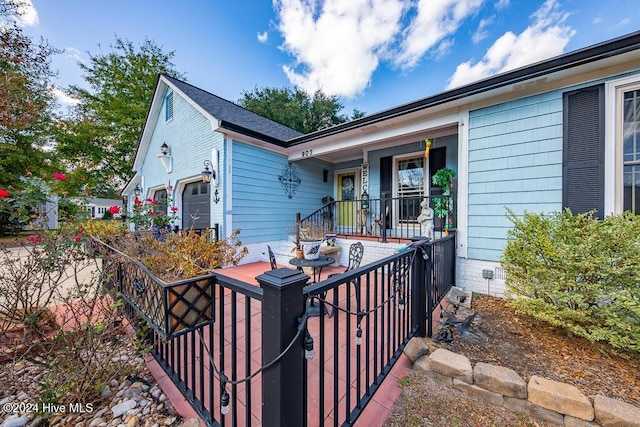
[386,294,640,427]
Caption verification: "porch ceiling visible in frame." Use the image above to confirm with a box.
[292,122,459,164]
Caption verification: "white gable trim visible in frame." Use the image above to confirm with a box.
[133,76,223,172]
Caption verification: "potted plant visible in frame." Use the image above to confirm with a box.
[298,220,326,260]
[432,168,456,235]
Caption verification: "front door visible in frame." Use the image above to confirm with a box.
[336,172,357,229]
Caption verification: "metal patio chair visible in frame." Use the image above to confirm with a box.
[326,242,364,316]
[267,245,278,270]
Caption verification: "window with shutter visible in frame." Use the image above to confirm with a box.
[562,85,604,219]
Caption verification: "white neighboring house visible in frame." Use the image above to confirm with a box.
[85,198,123,219]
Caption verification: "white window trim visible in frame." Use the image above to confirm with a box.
[392,151,428,201]
[605,74,640,215]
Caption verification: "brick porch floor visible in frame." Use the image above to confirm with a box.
[145,261,435,426]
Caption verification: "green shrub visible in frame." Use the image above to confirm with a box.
[502,209,640,352]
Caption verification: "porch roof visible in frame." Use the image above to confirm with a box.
[286,30,640,146]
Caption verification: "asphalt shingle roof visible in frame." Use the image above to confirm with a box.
[163,75,303,146]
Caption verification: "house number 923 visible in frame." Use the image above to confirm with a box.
[301,149,313,157]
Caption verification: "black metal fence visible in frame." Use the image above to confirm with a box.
[99,235,455,426]
[299,195,455,242]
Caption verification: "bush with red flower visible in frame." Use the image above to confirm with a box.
[128,191,179,231]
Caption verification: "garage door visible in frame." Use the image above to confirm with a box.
[182,182,210,231]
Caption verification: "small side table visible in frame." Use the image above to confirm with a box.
[288,255,335,283]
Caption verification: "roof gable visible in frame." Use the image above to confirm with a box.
[162,75,303,144]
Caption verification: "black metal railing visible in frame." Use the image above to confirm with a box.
[299,195,455,242]
[301,236,455,425]
[424,234,456,336]
[97,234,456,426]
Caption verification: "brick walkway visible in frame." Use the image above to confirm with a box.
[146,261,415,426]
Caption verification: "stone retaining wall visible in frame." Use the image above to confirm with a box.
[403,341,640,427]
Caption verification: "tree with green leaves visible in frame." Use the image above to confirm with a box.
[55,37,184,197]
[0,0,59,188]
[237,86,365,134]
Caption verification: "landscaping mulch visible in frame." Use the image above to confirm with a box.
[387,294,640,427]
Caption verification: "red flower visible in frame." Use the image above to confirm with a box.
[79,228,85,234]
[74,237,82,242]
[170,206,179,212]
[28,236,40,244]
[145,197,153,203]
[25,168,31,175]
[151,199,158,205]
[0,189,8,198]
[167,186,173,191]
[109,205,121,214]
[52,173,66,181]
[135,199,143,205]
[149,210,156,216]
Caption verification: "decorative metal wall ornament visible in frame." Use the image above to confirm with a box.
[278,162,301,198]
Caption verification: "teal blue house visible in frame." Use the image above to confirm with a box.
[125,31,640,296]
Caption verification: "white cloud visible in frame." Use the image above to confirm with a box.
[257,31,269,43]
[393,0,484,69]
[16,0,39,26]
[494,0,509,11]
[592,16,603,24]
[274,0,405,98]
[473,16,494,43]
[51,86,79,106]
[273,0,486,98]
[63,47,86,64]
[446,0,575,89]
[613,17,631,29]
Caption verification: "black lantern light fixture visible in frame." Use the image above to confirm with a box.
[134,183,141,197]
[201,160,215,183]
[157,142,173,173]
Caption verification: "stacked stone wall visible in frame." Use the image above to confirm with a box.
[403,342,640,427]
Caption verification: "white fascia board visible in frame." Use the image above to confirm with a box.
[220,128,289,156]
[287,112,459,161]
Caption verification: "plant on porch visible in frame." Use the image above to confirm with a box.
[432,167,456,233]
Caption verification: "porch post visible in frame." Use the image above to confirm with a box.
[257,267,309,426]
[411,243,429,337]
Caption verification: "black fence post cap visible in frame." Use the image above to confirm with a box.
[256,267,309,289]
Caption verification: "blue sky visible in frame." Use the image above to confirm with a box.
[14,0,640,117]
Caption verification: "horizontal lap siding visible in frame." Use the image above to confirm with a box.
[142,92,224,229]
[232,141,333,243]
[467,92,563,261]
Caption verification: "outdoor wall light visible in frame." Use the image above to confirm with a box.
[134,183,141,197]
[201,160,215,183]
[157,142,173,173]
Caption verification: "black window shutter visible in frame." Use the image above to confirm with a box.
[428,147,446,195]
[380,156,393,227]
[562,84,604,219]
